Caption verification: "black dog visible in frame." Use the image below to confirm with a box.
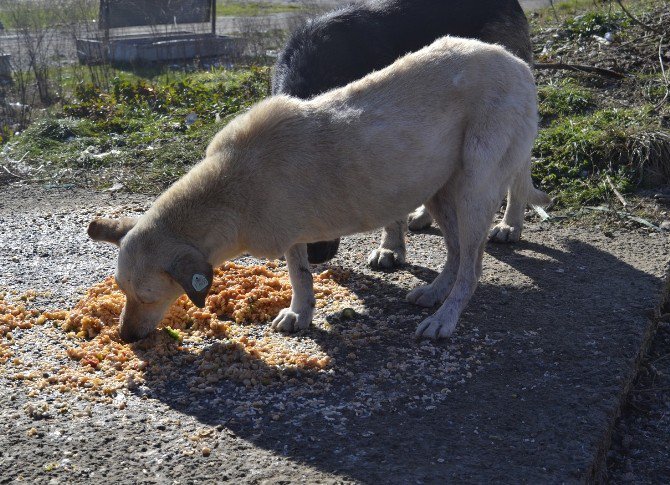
[272,0,532,264]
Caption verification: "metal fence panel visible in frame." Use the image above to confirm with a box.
[100,0,212,28]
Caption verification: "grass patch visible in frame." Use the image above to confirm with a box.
[215,1,303,16]
[532,0,631,24]
[529,0,670,211]
[4,66,271,191]
[532,0,597,23]
[562,10,629,39]
[0,1,95,29]
[0,1,302,28]
[538,79,595,120]
[532,107,668,206]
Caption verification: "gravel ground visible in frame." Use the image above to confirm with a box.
[0,183,668,483]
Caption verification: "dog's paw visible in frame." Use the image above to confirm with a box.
[406,284,443,307]
[488,222,521,243]
[271,308,312,332]
[414,314,457,340]
[408,208,433,231]
[367,248,405,270]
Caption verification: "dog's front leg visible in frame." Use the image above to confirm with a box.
[367,219,407,270]
[407,205,433,231]
[271,243,316,332]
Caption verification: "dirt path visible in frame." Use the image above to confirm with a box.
[0,184,668,483]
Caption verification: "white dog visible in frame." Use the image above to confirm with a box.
[89,36,548,342]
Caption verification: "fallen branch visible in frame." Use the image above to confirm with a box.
[605,175,628,207]
[654,35,669,111]
[614,0,665,36]
[16,152,29,164]
[619,32,651,48]
[534,62,626,79]
[584,205,662,231]
[0,165,21,179]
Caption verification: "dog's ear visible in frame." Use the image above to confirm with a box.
[167,250,213,308]
[88,217,138,246]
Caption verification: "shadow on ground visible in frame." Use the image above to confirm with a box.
[137,235,663,483]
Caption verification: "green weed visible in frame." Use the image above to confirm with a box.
[0,1,301,28]
[6,66,270,192]
[533,107,661,205]
[562,11,629,39]
[215,1,302,16]
[538,79,595,119]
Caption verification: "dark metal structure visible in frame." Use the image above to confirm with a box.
[99,0,215,31]
[78,0,242,65]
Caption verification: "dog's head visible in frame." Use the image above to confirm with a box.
[88,217,213,343]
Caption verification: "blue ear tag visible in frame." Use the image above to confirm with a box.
[192,273,209,292]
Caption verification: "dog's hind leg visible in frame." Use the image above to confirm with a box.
[488,161,529,243]
[272,243,316,332]
[367,219,407,270]
[406,186,460,307]
[488,159,549,243]
[408,205,433,231]
[415,186,497,339]
[414,128,521,339]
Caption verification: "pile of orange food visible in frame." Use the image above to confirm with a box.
[1,262,356,397]
[0,293,43,364]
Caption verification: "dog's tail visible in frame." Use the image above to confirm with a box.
[517,165,550,208]
[523,173,551,221]
[528,182,550,207]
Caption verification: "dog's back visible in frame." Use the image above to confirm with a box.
[272,0,531,99]
[272,0,533,263]
[295,36,537,236]
[197,36,538,253]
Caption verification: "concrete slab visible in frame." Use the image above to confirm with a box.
[0,185,668,483]
[76,33,243,65]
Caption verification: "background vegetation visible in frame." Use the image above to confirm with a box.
[0,0,668,212]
